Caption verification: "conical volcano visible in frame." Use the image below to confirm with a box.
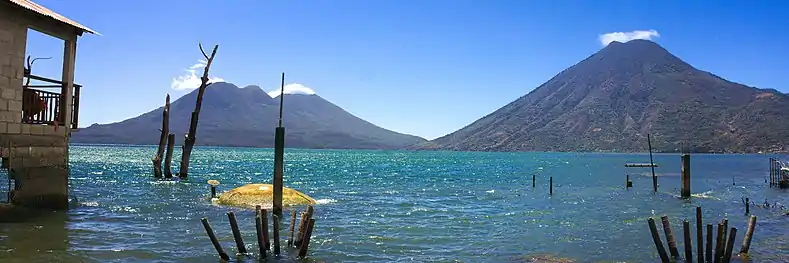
[420,39,789,153]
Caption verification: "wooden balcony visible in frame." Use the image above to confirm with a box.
[22,74,81,130]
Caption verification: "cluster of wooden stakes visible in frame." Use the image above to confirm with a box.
[647,206,758,263]
[200,205,316,261]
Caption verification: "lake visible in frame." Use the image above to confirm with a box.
[1,145,788,262]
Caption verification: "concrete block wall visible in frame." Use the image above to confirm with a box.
[0,6,71,209]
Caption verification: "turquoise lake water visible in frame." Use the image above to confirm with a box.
[1,145,789,262]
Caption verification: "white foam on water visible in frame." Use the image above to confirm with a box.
[315,198,336,204]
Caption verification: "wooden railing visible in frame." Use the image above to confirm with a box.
[22,74,81,129]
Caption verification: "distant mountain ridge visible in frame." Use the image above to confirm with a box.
[72,82,426,149]
[416,40,789,153]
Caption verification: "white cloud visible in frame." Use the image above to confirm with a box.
[267,83,317,98]
[598,29,660,46]
[171,60,225,90]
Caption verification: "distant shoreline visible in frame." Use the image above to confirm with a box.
[68,143,786,155]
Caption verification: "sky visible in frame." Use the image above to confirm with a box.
[23,0,789,140]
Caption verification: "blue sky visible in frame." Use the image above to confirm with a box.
[24,0,789,140]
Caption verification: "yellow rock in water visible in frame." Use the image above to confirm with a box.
[217,184,316,209]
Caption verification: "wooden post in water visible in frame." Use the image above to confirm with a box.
[648,134,658,192]
[261,208,270,251]
[740,216,757,255]
[723,227,737,263]
[288,210,297,246]
[549,177,553,195]
[696,206,703,263]
[683,220,692,262]
[295,205,314,247]
[255,206,266,258]
[769,158,773,187]
[722,218,728,255]
[227,211,247,254]
[273,72,286,217]
[273,214,281,255]
[532,174,535,188]
[661,216,680,259]
[715,223,724,263]
[298,218,316,258]
[647,218,670,262]
[200,218,230,261]
[745,197,750,215]
[681,153,691,198]
[706,224,713,262]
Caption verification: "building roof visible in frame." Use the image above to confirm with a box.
[7,0,98,35]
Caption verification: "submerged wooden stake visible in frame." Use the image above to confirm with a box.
[706,224,713,263]
[295,205,314,247]
[288,210,296,246]
[255,205,266,258]
[549,176,553,195]
[723,227,737,263]
[745,197,750,215]
[696,206,703,263]
[715,223,724,263]
[681,153,691,198]
[647,218,670,262]
[298,218,316,258]
[261,208,270,251]
[740,215,757,255]
[200,217,230,261]
[661,216,680,259]
[273,214,281,255]
[227,211,247,254]
[648,134,658,192]
[683,220,692,262]
[532,174,535,188]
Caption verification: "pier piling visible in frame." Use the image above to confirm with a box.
[723,227,737,263]
[261,208,270,251]
[273,214,281,255]
[288,210,297,246]
[549,177,553,195]
[715,223,724,263]
[739,215,757,255]
[681,153,691,198]
[661,216,680,259]
[255,206,266,258]
[200,217,230,261]
[532,174,535,188]
[647,134,658,192]
[706,224,713,262]
[227,211,247,254]
[745,197,750,215]
[298,218,316,258]
[273,73,287,217]
[295,205,314,247]
[647,218,670,262]
[696,206,703,263]
[683,220,692,262]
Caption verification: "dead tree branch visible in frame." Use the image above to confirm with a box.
[178,43,219,179]
[152,94,171,178]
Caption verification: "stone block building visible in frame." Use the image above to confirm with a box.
[0,0,95,209]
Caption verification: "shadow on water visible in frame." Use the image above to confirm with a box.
[0,207,85,263]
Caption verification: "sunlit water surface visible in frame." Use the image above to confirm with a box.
[1,145,788,262]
